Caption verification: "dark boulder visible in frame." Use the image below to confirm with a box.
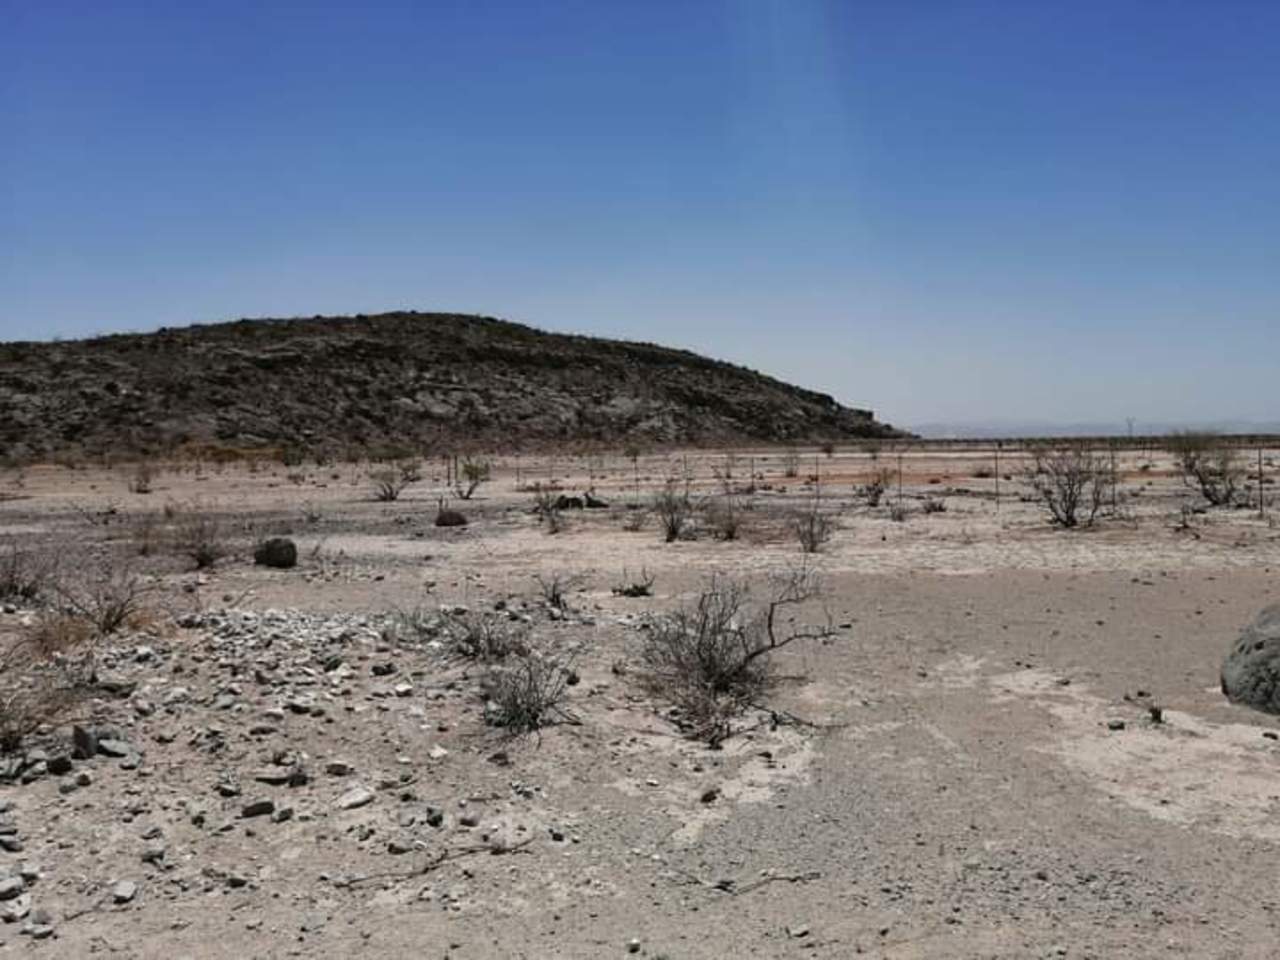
[1222,605,1280,714]
[254,538,298,569]
[435,509,467,527]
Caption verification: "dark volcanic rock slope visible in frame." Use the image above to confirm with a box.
[0,312,899,457]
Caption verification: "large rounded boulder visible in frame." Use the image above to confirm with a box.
[1221,605,1280,714]
[254,537,298,569]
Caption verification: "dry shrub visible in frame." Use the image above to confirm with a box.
[921,497,947,514]
[654,486,693,542]
[638,567,832,745]
[705,494,743,541]
[371,468,411,502]
[0,545,56,604]
[0,615,98,753]
[1023,441,1114,528]
[790,505,833,553]
[859,468,893,507]
[127,462,155,494]
[455,457,492,500]
[531,485,564,534]
[620,507,648,532]
[782,449,801,478]
[131,511,163,557]
[1167,431,1243,506]
[534,571,584,610]
[612,567,655,598]
[25,611,95,659]
[172,509,226,569]
[482,653,576,733]
[443,610,528,662]
[56,567,153,636]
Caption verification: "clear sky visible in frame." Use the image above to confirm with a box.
[3,1,1277,429]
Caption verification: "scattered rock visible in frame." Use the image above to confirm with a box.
[96,738,134,759]
[71,725,98,760]
[240,799,276,819]
[335,786,375,811]
[113,879,138,904]
[0,892,30,922]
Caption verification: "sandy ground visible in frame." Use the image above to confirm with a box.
[0,444,1278,958]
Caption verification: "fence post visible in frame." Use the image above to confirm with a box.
[994,443,1001,512]
[1111,440,1118,512]
[1261,447,1267,520]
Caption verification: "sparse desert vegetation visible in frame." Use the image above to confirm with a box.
[0,437,1278,956]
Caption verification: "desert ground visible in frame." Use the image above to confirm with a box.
[1,442,1278,959]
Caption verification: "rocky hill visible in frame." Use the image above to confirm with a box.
[0,312,901,459]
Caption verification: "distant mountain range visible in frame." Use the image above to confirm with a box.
[910,419,1280,440]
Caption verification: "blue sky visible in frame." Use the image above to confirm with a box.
[2,1,1276,428]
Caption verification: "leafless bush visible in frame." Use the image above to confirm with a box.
[127,462,155,495]
[889,502,908,523]
[0,596,109,751]
[859,468,893,507]
[531,485,564,534]
[1023,442,1115,528]
[612,567,655,598]
[781,448,801,478]
[443,610,528,661]
[172,509,227,569]
[1167,431,1243,507]
[482,653,577,733]
[0,630,88,753]
[711,453,739,483]
[705,494,743,541]
[371,468,411,502]
[638,567,832,745]
[24,610,96,661]
[381,606,438,647]
[131,511,162,557]
[620,507,648,532]
[535,571,584,610]
[921,497,946,514]
[455,457,492,500]
[56,567,153,636]
[790,504,833,553]
[0,545,56,604]
[654,486,693,542]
